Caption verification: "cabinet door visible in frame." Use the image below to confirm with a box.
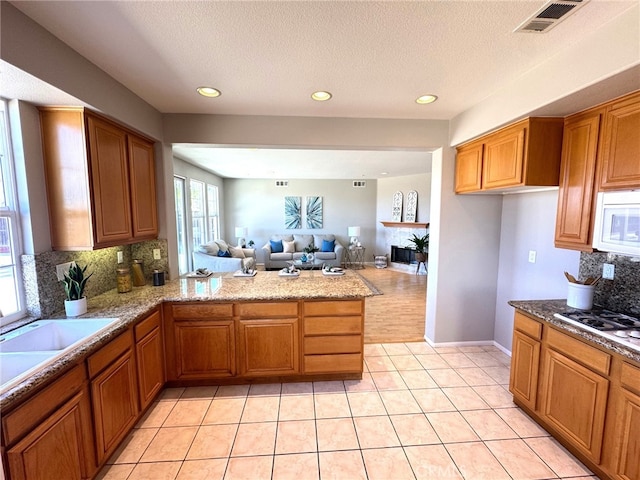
[128,135,158,239]
[616,388,640,480]
[86,115,133,245]
[509,330,540,411]
[174,320,236,378]
[554,111,602,251]
[6,390,94,480]
[91,350,139,464]
[600,92,640,189]
[455,142,483,193]
[482,124,526,189]
[238,318,300,376]
[541,348,609,463]
[136,326,165,410]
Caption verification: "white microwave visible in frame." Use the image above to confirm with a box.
[592,190,640,256]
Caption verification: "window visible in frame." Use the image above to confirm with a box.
[174,176,188,275]
[0,99,25,324]
[207,184,220,242]
[190,179,206,250]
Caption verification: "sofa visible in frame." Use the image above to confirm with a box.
[262,234,344,270]
[193,240,256,272]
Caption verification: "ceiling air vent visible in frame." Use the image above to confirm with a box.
[275,180,289,187]
[514,0,588,34]
[353,181,366,188]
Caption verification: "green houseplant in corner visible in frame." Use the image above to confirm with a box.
[408,233,429,263]
[62,262,93,317]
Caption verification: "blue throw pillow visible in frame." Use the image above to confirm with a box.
[321,239,335,252]
[217,249,231,257]
[270,239,284,253]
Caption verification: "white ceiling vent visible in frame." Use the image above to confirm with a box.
[275,180,289,187]
[353,181,366,188]
[514,0,588,33]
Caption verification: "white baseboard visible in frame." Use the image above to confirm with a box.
[423,335,512,356]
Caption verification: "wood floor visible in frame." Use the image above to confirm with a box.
[357,266,427,344]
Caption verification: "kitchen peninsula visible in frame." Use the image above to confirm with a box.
[0,270,373,480]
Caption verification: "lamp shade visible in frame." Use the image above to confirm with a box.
[235,227,248,237]
[348,226,361,237]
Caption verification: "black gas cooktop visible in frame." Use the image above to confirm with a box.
[559,308,640,331]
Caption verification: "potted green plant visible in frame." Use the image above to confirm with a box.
[304,242,319,261]
[408,233,429,262]
[61,262,93,317]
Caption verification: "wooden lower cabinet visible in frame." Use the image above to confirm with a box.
[89,333,139,465]
[540,348,609,463]
[509,330,540,411]
[5,388,94,480]
[237,318,299,376]
[173,320,236,378]
[135,309,165,410]
[616,388,640,480]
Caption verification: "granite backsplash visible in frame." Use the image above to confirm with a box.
[579,251,640,316]
[21,239,169,318]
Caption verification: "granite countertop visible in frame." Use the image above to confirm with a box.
[1,270,374,409]
[509,299,640,364]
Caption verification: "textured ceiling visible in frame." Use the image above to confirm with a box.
[6,0,638,178]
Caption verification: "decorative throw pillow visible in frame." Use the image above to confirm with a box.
[321,239,335,252]
[199,241,219,256]
[270,239,284,253]
[215,239,229,252]
[217,249,231,257]
[283,240,295,253]
[229,246,245,258]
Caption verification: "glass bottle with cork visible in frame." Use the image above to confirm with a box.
[132,259,145,286]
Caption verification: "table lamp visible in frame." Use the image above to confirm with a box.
[235,227,248,248]
[348,226,361,247]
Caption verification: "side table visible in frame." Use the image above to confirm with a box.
[345,246,365,269]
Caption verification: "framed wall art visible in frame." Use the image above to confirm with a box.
[306,196,323,229]
[284,196,301,229]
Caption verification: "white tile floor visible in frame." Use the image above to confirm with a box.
[97,342,597,480]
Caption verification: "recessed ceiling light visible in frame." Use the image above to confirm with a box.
[416,94,438,105]
[197,87,221,98]
[311,91,332,101]
[381,172,388,175]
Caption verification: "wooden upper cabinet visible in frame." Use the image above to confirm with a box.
[454,141,483,193]
[39,108,158,250]
[86,115,133,245]
[128,136,158,239]
[599,91,640,190]
[554,109,603,251]
[455,117,564,193]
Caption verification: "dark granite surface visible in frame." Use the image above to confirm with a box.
[1,270,374,410]
[509,299,640,364]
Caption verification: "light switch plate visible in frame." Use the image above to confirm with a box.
[603,263,615,280]
[528,250,537,263]
[153,249,161,260]
[117,251,124,263]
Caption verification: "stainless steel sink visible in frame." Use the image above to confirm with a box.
[0,318,120,394]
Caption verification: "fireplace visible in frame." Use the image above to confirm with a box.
[390,245,417,264]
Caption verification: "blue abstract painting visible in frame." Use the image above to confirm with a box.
[284,196,301,229]
[306,196,323,229]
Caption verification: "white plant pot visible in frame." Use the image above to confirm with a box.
[65,297,87,317]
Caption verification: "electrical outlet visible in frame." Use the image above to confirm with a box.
[55,262,74,281]
[528,250,537,263]
[117,251,124,263]
[603,263,615,280]
[153,249,161,260]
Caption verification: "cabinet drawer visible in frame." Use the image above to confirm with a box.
[235,302,298,318]
[304,300,363,317]
[172,303,233,319]
[2,365,86,446]
[135,308,161,341]
[621,362,640,394]
[514,311,542,340]
[304,354,362,373]
[304,316,362,336]
[304,336,362,355]
[546,327,611,376]
[87,330,133,378]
